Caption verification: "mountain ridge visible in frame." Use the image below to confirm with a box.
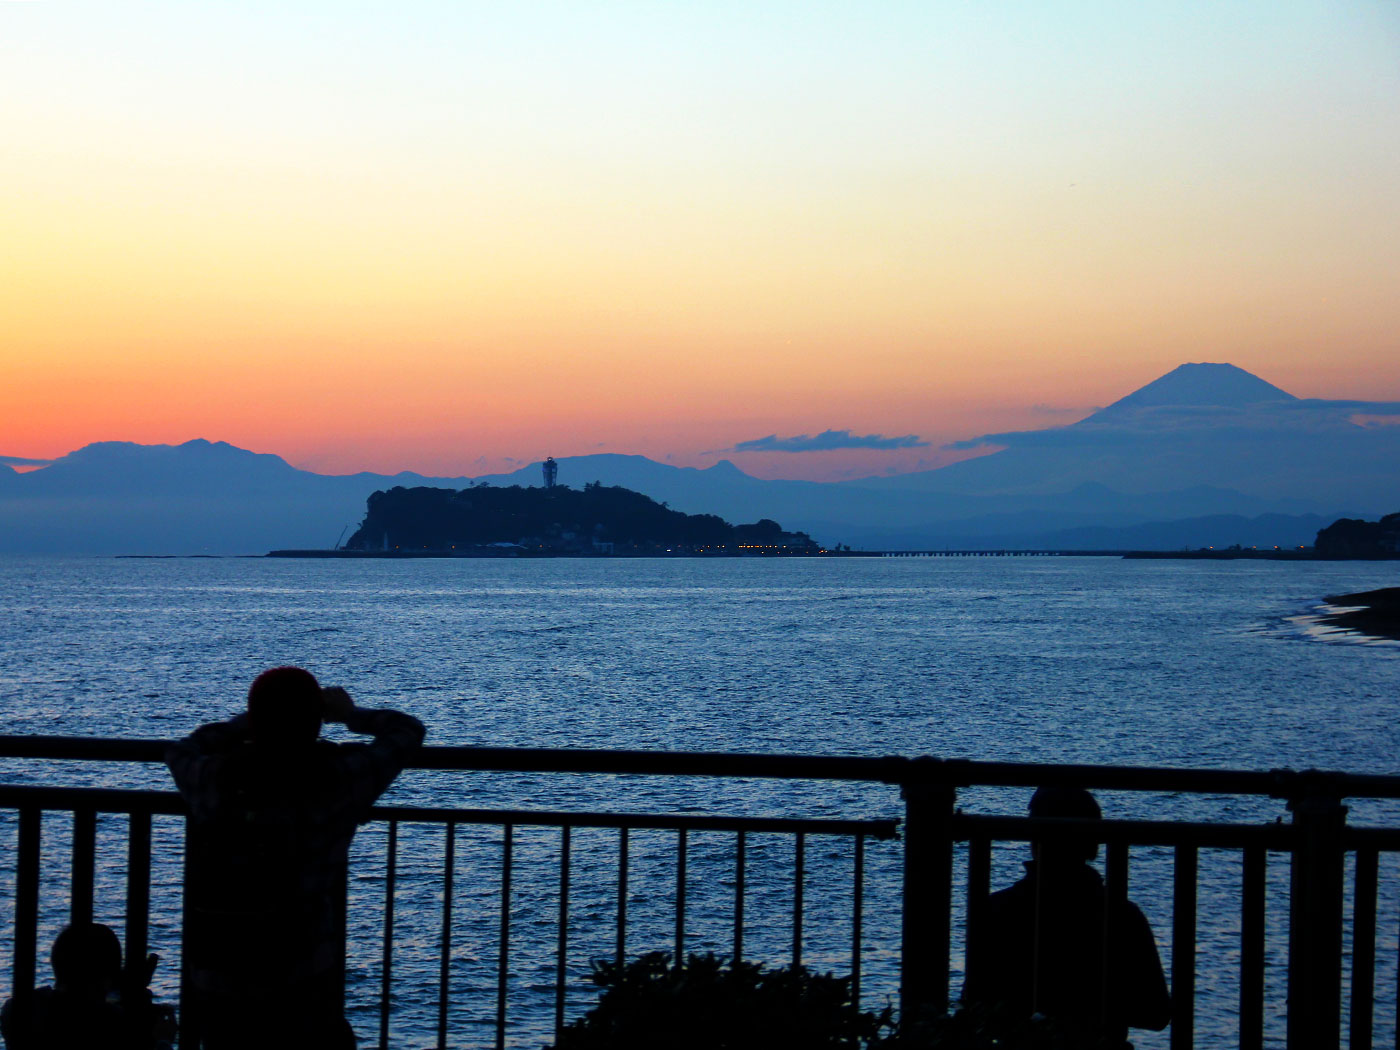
[2,362,1396,552]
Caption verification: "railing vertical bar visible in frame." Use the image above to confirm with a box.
[675,828,688,965]
[966,836,991,977]
[1240,846,1266,1050]
[495,824,514,1050]
[793,832,806,967]
[1171,843,1198,1050]
[1103,841,1128,1030]
[733,831,746,964]
[1349,847,1378,1050]
[616,827,629,966]
[14,807,41,995]
[378,820,398,1050]
[437,821,456,1050]
[554,825,571,1043]
[70,808,96,925]
[125,810,152,972]
[851,834,866,1009]
[178,820,200,1050]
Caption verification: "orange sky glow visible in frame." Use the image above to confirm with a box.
[3,3,1398,481]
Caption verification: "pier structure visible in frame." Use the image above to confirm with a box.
[0,736,1397,1049]
[878,549,1100,557]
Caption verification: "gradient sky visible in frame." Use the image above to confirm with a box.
[4,2,1398,480]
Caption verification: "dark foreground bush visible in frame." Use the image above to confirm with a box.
[547,952,1125,1050]
[547,951,893,1050]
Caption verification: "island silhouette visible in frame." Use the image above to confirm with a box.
[339,483,820,556]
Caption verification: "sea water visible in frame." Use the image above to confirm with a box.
[1,555,1398,1048]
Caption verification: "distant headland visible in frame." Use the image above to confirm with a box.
[1313,513,1400,559]
[1123,511,1400,560]
[273,481,829,558]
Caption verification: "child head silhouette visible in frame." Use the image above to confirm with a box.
[51,923,122,997]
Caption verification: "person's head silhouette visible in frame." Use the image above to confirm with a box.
[50,922,122,998]
[247,666,323,748]
[1029,785,1101,865]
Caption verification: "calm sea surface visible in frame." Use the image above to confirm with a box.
[1,555,1398,1048]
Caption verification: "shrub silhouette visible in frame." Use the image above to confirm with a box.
[548,952,1121,1050]
[548,951,891,1050]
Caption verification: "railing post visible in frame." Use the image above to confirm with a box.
[901,759,954,1023]
[178,817,202,1050]
[1286,779,1347,1050]
[13,807,41,996]
[125,811,152,974]
[70,808,96,925]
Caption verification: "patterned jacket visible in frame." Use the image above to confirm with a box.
[166,707,425,995]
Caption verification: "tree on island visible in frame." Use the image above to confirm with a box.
[343,483,819,554]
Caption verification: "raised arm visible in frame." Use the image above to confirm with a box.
[322,688,426,810]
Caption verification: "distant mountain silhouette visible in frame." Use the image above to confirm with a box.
[1089,362,1295,417]
[0,440,481,554]
[18,439,304,495]
[1,363,1394,552]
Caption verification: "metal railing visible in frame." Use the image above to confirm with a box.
[2,737,1400,1049]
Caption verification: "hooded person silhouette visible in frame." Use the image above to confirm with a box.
[962,786,1170,1046]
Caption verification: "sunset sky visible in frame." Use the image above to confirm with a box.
[3,2,1398,480]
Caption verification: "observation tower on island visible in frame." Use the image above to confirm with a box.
[542,456,558,488]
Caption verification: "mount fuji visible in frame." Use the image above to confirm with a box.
[846,363,1399,510]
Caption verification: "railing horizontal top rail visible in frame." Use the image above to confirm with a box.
[0,784,185,814]
[377,804,899,837]
[0,784,898,838]
[2,735,1400,800]
[1345,826,1400,850]
[953,813,1295,849]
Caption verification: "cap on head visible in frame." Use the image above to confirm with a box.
[247,666,322,746]
[1029,785,1102,862]
[51,922,122,990]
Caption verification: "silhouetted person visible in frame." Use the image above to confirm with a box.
[962,786,1170,1047]
[166,667,425,1049]
[0,922,175,1050]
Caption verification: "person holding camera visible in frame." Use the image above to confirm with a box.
[1,922,177,1050]
[166,667,425,1049]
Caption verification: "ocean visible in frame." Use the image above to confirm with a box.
[1,554,1398,1048]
